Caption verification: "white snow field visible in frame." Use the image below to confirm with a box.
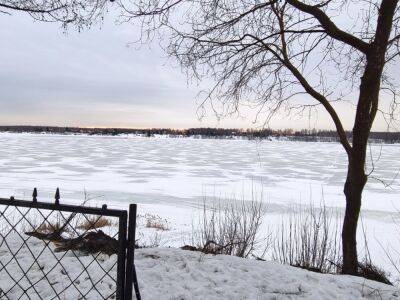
[0,233,399,300]
[0,133,400,298]
[137,248,400,299]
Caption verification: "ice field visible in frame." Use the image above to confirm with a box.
[0,133,399,208]
[0,132,399,276]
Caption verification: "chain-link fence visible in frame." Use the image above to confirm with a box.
[0,189,140,300]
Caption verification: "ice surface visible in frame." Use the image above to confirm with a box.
[0,133,399,279]
[0,133,398,210]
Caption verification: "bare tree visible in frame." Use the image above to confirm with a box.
[0,0,115,28]
[121,0,400,274]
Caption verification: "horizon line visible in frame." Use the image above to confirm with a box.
[0,125,398,133]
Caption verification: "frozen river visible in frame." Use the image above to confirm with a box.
[0,133,399,273]
[0,133,398,212]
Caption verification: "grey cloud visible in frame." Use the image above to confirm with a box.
[0,9,394,131]
[0,11,197,122]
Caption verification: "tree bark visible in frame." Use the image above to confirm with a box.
[341,53,381,275]
[342,155,367,274]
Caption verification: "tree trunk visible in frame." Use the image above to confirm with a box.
[340,0,398,274]
[342,154,367,274]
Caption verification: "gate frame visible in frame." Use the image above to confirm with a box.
[0,193,141,300]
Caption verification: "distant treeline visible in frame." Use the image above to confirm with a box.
[0,126,399,143]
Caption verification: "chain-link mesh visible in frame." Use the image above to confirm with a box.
[0,197,125,300]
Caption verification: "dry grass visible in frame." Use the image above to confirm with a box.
[36,221,66,233]
[77,216,112,231]
[356,261,392,285]
[34,213,71,235]
[358,220,392,285]
[144,214,169,231]
[377,208,400,285]
[135,231,163,248]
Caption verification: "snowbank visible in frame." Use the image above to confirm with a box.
[136,248,399,299]
[0,230,399,299]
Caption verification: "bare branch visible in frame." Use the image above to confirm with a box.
[286,0,370,53]
[0,0,112,28]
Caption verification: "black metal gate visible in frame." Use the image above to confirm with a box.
[0,189,141,300]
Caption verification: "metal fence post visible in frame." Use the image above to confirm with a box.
[116,211,128,300]
[125,204,141,300]
[32,188,37,203]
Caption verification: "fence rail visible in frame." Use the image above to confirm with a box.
[0,189,141,300]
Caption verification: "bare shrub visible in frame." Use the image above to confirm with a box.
[358,217,393,285]
[273,203,341,273]
[356,261,392,285]
[193,195,267,258]
[376,208,400,286]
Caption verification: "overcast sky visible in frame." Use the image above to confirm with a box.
[0,10,394,130]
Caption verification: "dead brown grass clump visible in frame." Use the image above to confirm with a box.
[77,216,112,231]
[36,221,66,234]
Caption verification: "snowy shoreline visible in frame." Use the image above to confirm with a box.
[0,131,399,145]
[1,232,398,300]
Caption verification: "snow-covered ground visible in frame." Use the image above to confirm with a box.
[0,133,400,297]
[1,232,399,300]
[138,248,400,299]
[0,232,119,299]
